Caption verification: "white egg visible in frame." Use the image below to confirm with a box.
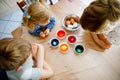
[67,25,74,29]
[73,22,78,27]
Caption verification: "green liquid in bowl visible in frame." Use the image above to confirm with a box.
[75,45,84,54]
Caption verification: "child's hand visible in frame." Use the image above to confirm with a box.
[97,34,112,48]
[97,39,111,49]
[40,32,46,38]
[90,32,111,49]
[44,28,50,36]
[102,39,112,48]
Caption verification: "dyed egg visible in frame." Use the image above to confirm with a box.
[70,18,75,24]
[65,20,71,26]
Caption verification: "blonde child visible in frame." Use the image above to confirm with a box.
[80,0,120,49]
[23,0,55,38]
[0,38,53,80]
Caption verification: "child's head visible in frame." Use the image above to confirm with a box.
[80,0,120,32]
[23,2,50,28]
[0,38,31,70]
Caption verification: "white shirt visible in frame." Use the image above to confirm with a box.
[6,55,42,80]
[96,20,120,45]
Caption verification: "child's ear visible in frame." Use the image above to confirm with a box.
[16,66,22,71]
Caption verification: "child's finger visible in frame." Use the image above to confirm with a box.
[40,32,46,38]
[40,34,45,38]
[97,34,106,40]
[94,39,109,49]
[103,39,112,47]
[45,32,49,36]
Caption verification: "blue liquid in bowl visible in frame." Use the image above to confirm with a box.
[51,39,59,47]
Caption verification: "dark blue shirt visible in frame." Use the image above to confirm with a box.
[28,17,55,36]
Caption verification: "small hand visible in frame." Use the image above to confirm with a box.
[103,39,112,48]
[90,32,111,49]
[44,28,50,36]
[97,34,111,48]
[97,39,111,49]
[40,31,46,38]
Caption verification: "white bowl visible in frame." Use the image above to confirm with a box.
[49,38,59,48]
[74,44,85,54]
[67,34,77,45]
[63,14,80,31]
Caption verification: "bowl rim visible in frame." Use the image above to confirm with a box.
[56,29,66,39]
[62,14,80,31]
[74,44,85,54]
[58,42,70,54]
[67,34,78,44]
[49,37,60,47]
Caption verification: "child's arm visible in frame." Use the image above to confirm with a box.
[41,61,54,79]
[31,43,53,79]
[35,44,45,68]
[43,17,56,36]
[46,17,56,31]
[90,32,111,49]
[97,33,106,40]
[97,33,112,47]
[31,43,44,68]
[28,24,42,36]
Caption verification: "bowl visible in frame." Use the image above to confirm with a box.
[67,34,77,44]
[63,14,80,31]
[56,29,66,39]
[50,38,59,47]
[74,44,85,54]
[58,42,70,54]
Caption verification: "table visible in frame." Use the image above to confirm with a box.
[12,0,120,80]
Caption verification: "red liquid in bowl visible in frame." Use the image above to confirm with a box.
[57,30,66,39]
[68,35,76,43]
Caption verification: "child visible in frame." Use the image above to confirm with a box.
[23,1,55,38]
[80,0,120,49]
[0,38,53,80]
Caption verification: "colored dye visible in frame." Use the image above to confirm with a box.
[60,44,68,51]
[57,30,65,37]
[51,38,59,47]
[68,35,76,43]
[75,45,84,54]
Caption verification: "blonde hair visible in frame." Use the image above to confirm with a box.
[0,38,31,70]
[23,1,50,29]
[80,0,120,32]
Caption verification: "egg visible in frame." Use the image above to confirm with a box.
[65,20,71,26]
[73,22,78,27]
[70,18,75,24]
[74,17,79,23]
[68,25,74,29]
